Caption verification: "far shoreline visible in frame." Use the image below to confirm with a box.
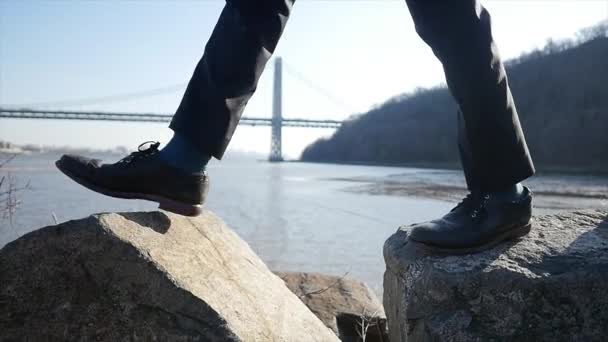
[291,159,608,177]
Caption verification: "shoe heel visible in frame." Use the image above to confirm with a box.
[513,222,532,238]
[158,201,203,217]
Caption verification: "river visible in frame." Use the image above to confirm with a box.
[1,152,606,296]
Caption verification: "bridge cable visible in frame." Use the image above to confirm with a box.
[5,60,355,115]
[281,61,356,113]
[3,83,187,109]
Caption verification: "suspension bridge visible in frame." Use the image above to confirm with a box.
[0,58,345,161]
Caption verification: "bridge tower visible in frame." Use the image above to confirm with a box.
[269,57,283,162]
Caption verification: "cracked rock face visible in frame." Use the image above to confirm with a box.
[383,210,608,342]
[0,211,338,342]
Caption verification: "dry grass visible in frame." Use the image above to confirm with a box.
[0,155,30,225]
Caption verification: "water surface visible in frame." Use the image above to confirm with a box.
[2,153,606,295]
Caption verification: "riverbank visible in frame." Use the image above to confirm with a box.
[296,159,608,176]
[329,171,608,213]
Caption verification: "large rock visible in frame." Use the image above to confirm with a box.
[0,211,338,341]
[383,209,608,342]
[275,271,389,342]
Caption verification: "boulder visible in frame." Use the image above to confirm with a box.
[0,211,338,341]
[383,209,608,342]
[275,271,389,342]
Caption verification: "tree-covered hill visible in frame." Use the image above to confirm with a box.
[301,23,608,173]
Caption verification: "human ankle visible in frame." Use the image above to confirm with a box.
[489,183,524,201]
[159,133,211,173]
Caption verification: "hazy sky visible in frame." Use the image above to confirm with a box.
[1,0,607,158]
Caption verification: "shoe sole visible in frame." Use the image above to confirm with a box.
[55,160,203,217]
[410,222,532,256]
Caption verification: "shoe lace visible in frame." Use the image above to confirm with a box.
[117,141,160,166]
[451,192,491,221]
[450,193,475,212]
[470,194,490,221]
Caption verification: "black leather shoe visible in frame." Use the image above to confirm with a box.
[55,141,209,216]
[408,187,533,254]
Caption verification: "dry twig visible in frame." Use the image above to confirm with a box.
[357,307,381,342]
[298,271,350,299]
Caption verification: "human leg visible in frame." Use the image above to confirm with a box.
[169,0,295,161]
[56,0,295,215]
[404,0,535,253]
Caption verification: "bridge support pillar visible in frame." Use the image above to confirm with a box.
[269,57,283,162]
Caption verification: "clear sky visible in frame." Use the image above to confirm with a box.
[1,0,607,158]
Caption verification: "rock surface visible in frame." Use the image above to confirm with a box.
[0,211,338,341]
[383,209,608,342]
[276,271,389,342]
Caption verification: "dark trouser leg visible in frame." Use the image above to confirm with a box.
[170,0,294,159]
[405,0,535,193]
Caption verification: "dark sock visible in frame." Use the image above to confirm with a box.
[159,133,211,173]
[490,183,525,201]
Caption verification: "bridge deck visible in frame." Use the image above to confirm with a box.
[0,108,343,128]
